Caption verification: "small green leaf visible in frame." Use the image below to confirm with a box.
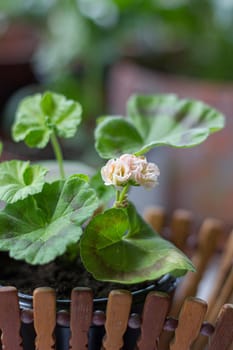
[0,142,2,156]
[127,94,225,154]
[40,91,56,117]
[0,176,99,264]
[0,160,48,203]
[12,92,82,148]
[80,203,195,283]
[95,116,143,159]
[13,93,50,148]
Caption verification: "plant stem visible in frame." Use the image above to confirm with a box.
[116,190,121,203]
[119,184,129,203]
[50,133,65,179]
[114,184,130,207]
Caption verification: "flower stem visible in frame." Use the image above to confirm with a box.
[50,133,65,179]
[119,184,129,203]
[116,190,121,203]
[114,184,130,207]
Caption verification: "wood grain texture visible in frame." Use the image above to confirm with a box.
[208,304,233,350]
[33,287,56,350]
[102,290,132,350]
[0,286,22,350]
[69,287,93,350]
[170,297,207,350]
[137,292,170,350]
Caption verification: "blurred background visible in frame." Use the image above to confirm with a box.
[0,0,232,226]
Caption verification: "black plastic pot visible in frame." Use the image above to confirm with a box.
[18,274,176,350]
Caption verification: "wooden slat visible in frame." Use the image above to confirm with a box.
[207,267,233,324]
[170,209,193,252]
[0,286,22,350]
[102,290,132,350]
[170,297,207,350]
[207,231,233,316]
[208,304,233,350]
[193,231,233,350]
[69,287,93,350]
[143,206,166,234]
[33,287,56,350]
[137,292,170,350]
[194,218,223,278]
[171,218,223,317]
[229,290,233,304]
[159,218,222,350]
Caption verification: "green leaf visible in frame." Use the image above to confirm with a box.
[0,176,99,264]
[89,170,115,206]
[12,91,82,148]
[0,142,2,156]
[94,94,225,159]
[95,116,143,158]
[80,203,195,283]
[0,160,48,203]
[40,91,56,117]
[12,94,50,148]
[127,94,225,155]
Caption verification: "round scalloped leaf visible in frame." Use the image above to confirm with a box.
[0,175,99,264]
[0,160,48,203]
[95,116,143,159]
[12,91,82,148]
[80,203,195,283]
[127,94,225,155]
[94,94,225,159]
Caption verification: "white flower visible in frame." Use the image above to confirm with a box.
[134,161,160,188]
[101,154,160,189]
[101,158,131,187]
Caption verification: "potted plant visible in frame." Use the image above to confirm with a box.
[0,91,225,349]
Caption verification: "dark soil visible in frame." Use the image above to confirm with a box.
[0,253,152,299]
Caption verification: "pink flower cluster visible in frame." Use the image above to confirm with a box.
[101,154,160,189]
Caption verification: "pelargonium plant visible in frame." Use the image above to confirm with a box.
[0,92,225,284]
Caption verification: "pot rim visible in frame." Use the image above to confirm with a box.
[17,274,177,310]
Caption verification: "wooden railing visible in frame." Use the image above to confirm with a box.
[144,206,233,350]
[0,286,232,349]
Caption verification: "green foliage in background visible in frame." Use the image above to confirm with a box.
[1,0,233,81]
[1,0,233,131]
